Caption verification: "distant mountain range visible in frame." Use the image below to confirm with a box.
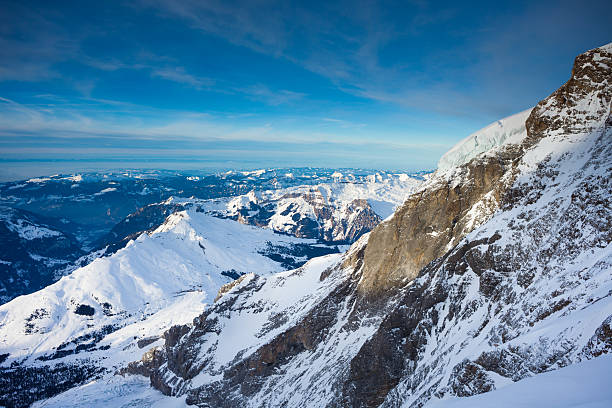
[0,168,424,304]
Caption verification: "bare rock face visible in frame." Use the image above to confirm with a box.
[448,359,496,397]
[214,273,252,302]
[357,156,511,297]
[582,316,612,358]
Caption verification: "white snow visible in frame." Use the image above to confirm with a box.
[0,210,321,365]
[241,169,267,176]
[26,177,52,183]
[64,174,83,182]
[0,210,63,240]
[437,108,532,171]
[93,187,117,196]
[425,354,612,408]
[594,41,612,53]
[32,375,188,408]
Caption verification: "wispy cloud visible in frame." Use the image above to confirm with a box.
[0,5,214,95]
[6,0,609,119]
[0,95,443,150]
[80,57,131,72]
[135,0,477,115]
[150,67,214,89]
[0,4,79,81]
[139,0,291,55]
[236,84,305,106]
[138,0,612,119]
[322,117,366,129]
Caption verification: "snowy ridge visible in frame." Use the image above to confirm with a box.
[0,210,324,379]
[437,108,532,171]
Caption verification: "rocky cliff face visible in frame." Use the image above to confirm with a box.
[355,154,513,297]
[121,43,612,407]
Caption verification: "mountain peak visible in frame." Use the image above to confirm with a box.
[595,41,612,53]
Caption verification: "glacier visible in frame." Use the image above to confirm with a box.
[437,108,533,172]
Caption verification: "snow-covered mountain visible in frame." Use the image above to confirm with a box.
[0,170,422,303]
[208,172,423,243]
[0,209,339,407]
[2,43,611,408]
[101,43,610,407]
[99,172,423,252]
[0,169,424,247]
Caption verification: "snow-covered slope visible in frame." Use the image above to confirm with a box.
[0,209,336,407]
[425,353,612,408]
[38,347,612,408]
[437,108,532,172]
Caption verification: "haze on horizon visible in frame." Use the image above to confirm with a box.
[1,0,611,181]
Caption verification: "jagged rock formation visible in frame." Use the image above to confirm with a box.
[356,154,513,297]
[120,43,612,407]
[215,174,422,243]
[228,192,381,243]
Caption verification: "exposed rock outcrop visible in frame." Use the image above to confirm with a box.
[357,155,512,297]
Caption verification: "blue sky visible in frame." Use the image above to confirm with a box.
[0,0,611,180]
